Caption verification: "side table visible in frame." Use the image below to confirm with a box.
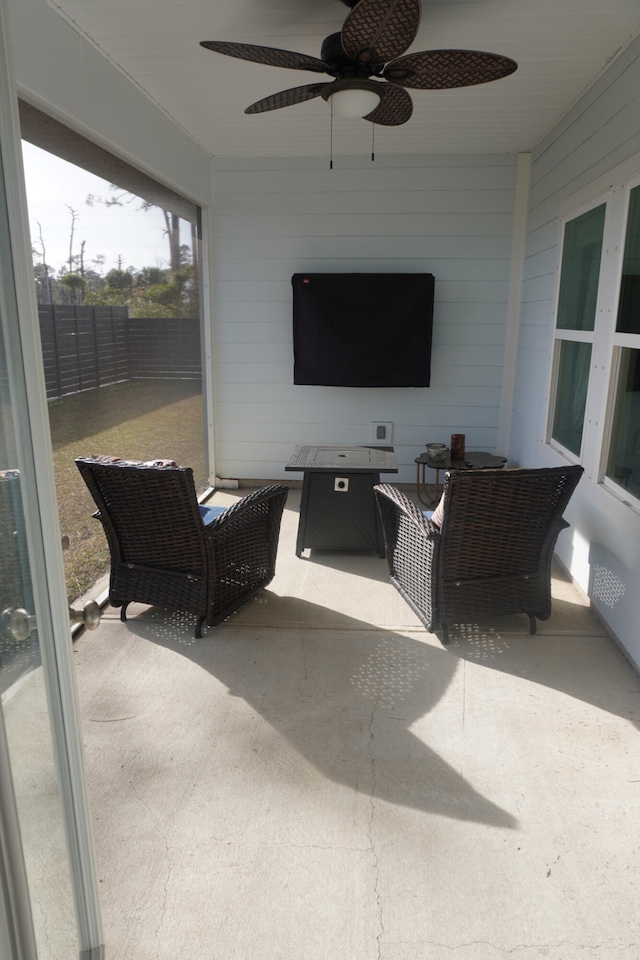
[286,444,398,557]
[415,450,507,506]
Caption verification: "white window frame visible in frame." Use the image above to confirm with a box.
[546,193,611,464]
[599,173,640,503]
[547,167,640,517]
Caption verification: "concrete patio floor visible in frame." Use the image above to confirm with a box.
[72,485,640,960]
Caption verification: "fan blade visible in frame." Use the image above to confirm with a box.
[200,40,330,75]
[341,0,420,65]
[384,49,518,89]
[245,83,329,115]
[364,82,412,126]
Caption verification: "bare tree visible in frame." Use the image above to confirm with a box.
[78,240,87,301]
[163,210,181,273]
[190,221,199,282]
[32,219,53,303]
[65,204,79,274]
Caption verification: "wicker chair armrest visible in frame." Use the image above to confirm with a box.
[202,483,289,534]
[373,483,441,539]
[374,482,441,633]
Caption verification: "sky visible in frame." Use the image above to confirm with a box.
[21,141,173,276]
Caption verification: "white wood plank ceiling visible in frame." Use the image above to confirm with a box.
[48,0,640,158]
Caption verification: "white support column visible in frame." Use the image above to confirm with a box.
[497,152,532,456]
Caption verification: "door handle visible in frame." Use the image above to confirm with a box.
[61,535,101,630]
[68,600,101,631]
[1,600,101,642]
[1,607,37,642]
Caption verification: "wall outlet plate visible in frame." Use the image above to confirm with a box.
[370,422,393,444]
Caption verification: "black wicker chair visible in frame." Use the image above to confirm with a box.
[76,457,288,637]
[374,465,583,643]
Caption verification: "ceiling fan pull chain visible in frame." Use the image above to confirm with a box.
[371,123,375,163]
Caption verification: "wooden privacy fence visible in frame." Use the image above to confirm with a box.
[38,305,201,400]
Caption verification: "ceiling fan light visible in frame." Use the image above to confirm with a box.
[328,85,382,118]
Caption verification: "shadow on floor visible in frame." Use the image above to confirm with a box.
[118,596,519,829]
[442,611,640,731]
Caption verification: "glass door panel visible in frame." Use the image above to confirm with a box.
[0,222,79,960]
[0,1,103,956]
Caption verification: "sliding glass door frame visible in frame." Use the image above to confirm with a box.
[0,1,104,956]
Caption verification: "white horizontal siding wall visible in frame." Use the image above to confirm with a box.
[511,34,640,669]
[212,154,517,483]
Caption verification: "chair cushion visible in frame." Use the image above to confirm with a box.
[199,504,227,525]
[423,492,445,527]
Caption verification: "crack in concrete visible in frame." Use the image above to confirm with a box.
[125,777,173,945]
[154,827,172,944]
[388,939,640,954]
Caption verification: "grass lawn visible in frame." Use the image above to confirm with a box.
[48,379,206,602]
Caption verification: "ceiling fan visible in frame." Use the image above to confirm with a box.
[199,0,517,127]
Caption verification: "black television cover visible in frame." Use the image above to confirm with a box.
[292,273,434,387]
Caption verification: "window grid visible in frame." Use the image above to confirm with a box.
[549,180,640,511]
[548,202,607,461]
[601,183,640,501]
